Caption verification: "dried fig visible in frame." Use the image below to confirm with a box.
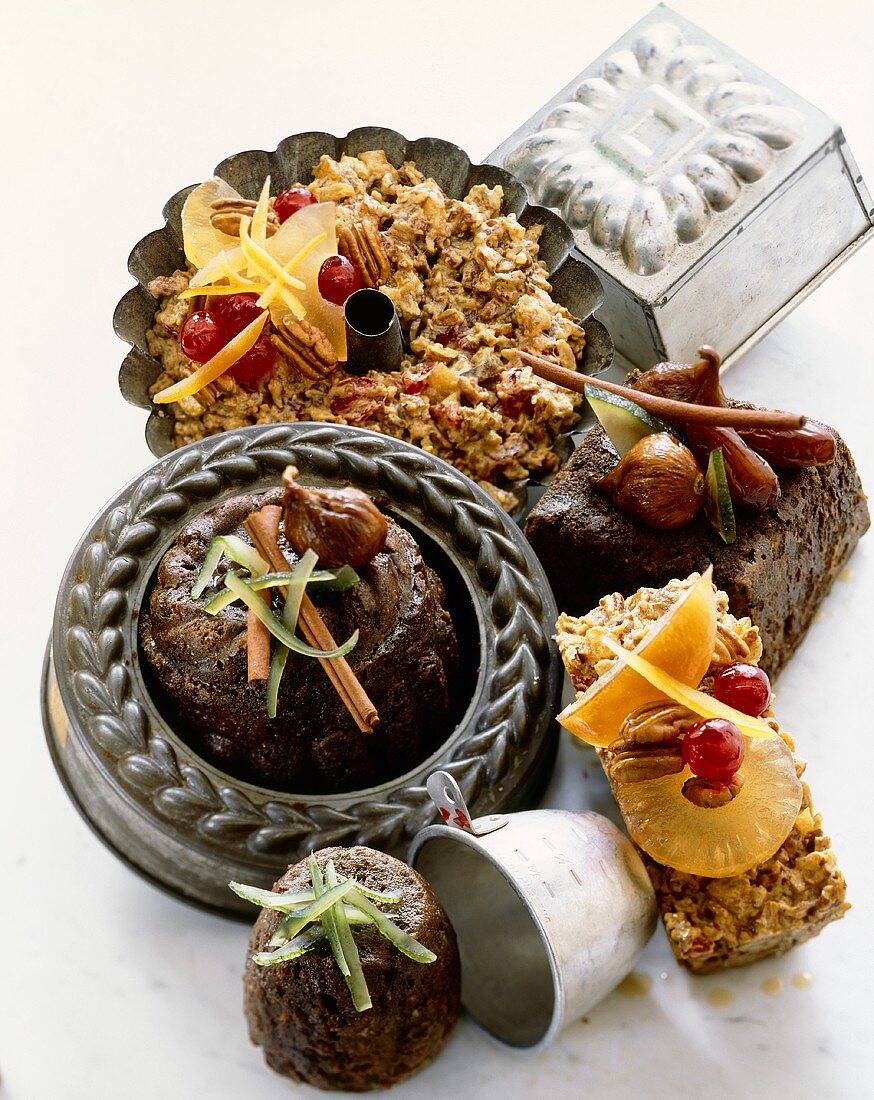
[632,346,726,407]
[596,433,705,529]
[281,465,388,568]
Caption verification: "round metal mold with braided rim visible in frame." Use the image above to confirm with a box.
[44,423,561,918]
[113,126,613,479]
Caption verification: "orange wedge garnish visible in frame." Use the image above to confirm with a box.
[557,567,717,747]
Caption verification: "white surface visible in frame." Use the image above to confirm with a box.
[1,2,873,1098]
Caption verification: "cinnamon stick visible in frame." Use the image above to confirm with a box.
[244,506,378,733]
[518,351,807,431]
[246,508,277,683]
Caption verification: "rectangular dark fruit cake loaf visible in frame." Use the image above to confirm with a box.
[527,420,868,678]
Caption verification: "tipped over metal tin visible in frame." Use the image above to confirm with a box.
[344,289,404,374]
[489,4,874,370]
[410,773,657,1052]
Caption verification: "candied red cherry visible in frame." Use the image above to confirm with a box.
[713,663,771,717]
[273,187,317,224]
[682,719,744,783]
[318,254,363,306]
[212,293,263,339]
[180,311,225,363]
[227,335,276,389]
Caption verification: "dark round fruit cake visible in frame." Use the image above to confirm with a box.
[244,847,461,1091]
[139,490,459,793]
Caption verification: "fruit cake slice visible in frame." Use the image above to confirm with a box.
[525,350,869,679]
[555,572,849,973]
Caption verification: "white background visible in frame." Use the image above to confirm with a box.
[2,1,873,1097]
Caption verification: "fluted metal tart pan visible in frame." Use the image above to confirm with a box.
[43,423,561,917]
[113,126,614,482]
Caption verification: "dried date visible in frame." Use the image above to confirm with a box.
[686,423,780,511]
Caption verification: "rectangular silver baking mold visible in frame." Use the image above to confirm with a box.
[489,4,874,370]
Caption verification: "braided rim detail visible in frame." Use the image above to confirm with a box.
[53,424,559,864]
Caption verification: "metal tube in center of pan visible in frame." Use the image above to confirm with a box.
[344,288,403,374]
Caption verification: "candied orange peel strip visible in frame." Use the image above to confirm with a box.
[600,635,777,739]
[238,217,305,302]
[251,176,272,245]
[257,232,328,309]
[189,247,247,288]
[153,310,268,404]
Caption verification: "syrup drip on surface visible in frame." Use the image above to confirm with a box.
[761,976,783,996]
[707,987,734,1009]
[616,972,652,997]
[792,971,813,990]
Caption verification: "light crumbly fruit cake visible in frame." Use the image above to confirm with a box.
[146,150,585,510]
[555,571,848,973]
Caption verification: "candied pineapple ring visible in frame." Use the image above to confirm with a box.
[614,734,802,877]
[181,177,244,269]
[558,567,717,747]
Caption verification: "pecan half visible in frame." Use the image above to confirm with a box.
[607,739,684,784]
[619,701,698,744]
[711,620,760,668]
[338,217,390,287]
[209,198,279,238]
[270,315,338,381]
[682,773,745,808]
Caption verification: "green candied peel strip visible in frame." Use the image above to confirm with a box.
[229,880,401,912]
[343,883,436,964]
[266,549,318,719]
[308,855,350,983]
[222,572,359,660]
[326,859,372,1012]
[252,924,326,967]
[229,880,315,910]
[191,535,270,599]
[341,881,402,905]
[203,565,360,615]
[704,447,737,545]
[267,879,354,947]
[585,383,678,450]
[228,882,370,924]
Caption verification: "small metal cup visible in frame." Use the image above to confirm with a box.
[409,773,657,1052]
[343,288,403,374]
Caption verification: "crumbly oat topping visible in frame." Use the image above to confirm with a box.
[146,150,585,510]
[555,573,762,691]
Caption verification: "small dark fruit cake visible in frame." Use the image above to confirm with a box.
[238,846,461,1091]
[139,472,459,793]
